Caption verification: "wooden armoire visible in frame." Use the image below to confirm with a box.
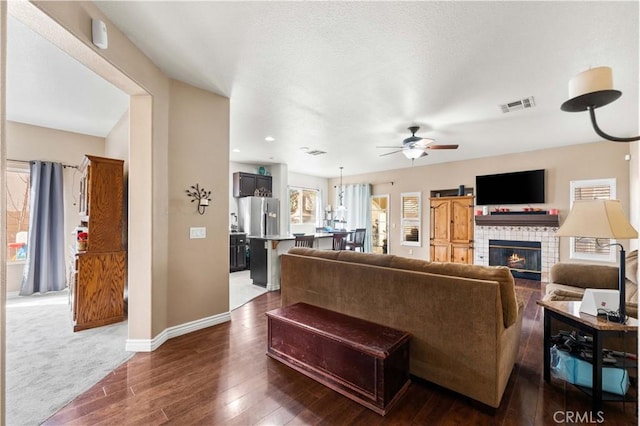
[70,155,126,332]
[429,195,474,264]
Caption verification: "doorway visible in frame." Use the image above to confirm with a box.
[371,195,389,254]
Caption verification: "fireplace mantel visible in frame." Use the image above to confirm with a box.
[475,214,559,227]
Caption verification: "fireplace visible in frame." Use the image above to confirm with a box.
[489,239,542,281]
[474,218,559,282]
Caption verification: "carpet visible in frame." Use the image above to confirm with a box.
[6,290,131,426]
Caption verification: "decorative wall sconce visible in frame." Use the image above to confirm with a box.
[185,184,211,215]
[561,66,640,142]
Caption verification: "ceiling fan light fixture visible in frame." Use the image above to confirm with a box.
[403,148,424,159]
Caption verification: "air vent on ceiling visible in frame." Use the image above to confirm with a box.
[499,96,536,113]
[306,150,327,156]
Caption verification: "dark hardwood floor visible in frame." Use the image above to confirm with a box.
[45,279,637,425]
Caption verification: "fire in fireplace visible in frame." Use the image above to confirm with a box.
[489,239,542,281]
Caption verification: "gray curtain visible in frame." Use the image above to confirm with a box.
[337,183,373,252]
[20,161,66,295]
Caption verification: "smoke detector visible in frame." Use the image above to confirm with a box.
[306,149,327,156]
[499,96,536,113]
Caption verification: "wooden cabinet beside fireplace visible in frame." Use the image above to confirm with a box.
[430,196,474,264]
[72,155,126,332]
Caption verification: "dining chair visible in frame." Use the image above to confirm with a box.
[346,228,366,252]
[294,235,315,248]
[332,232,349,250]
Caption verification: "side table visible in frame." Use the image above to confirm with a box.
[537,300,638,412]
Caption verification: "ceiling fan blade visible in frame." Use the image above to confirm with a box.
[426,144,459,150]
[379,150,403,157]
[376,145,404,149]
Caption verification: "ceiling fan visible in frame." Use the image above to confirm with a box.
[377,126,459,160]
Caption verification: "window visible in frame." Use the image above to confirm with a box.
[6,165,30,262]
[401,192,421,246]
[289,187,319,225]
[569,178,616,262]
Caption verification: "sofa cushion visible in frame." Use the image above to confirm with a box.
[550,263,618,290]
[336,250,395,267]
[288,247,341,260]
[388,256,432,271]
[408,262,518,328]
[288,247,518,328]
[544,283,586,301]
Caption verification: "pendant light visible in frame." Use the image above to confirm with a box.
[335,166,347,228]
[338,166,345,207]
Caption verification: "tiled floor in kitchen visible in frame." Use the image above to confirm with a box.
[229,269,268,311]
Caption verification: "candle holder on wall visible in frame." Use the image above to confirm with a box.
[185,184,211,215]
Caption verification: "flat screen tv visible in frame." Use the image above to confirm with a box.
[475,169,545,206]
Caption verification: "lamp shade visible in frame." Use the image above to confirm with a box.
[556,199,638,239]
[568,66,614,99]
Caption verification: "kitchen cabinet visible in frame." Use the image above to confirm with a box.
[230,233,248,272]
[233,172,272,197]
[430,195,474,264]
[249,238,268,287]
[71,155,126,331]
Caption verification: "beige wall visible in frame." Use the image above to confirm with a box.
[167,80,230,326]
[13,2,231,342]
[105,110,129,165]
[22,0,171,340]
[5,121,105,293]
[330,141,632,262]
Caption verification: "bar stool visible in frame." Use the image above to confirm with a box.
[346,228,366,252]
[294,235,315,248]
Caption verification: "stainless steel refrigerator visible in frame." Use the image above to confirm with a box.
[238,196,280,236]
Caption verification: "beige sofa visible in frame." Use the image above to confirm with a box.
[545,250,638,318]
[280,247,524,408]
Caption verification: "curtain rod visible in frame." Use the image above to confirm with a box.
[7,159,79,169]
[333,181,393,188]
[289,185,320,192]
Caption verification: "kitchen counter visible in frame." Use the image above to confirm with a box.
[248,233,333,290]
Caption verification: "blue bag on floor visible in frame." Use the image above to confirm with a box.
[550,345,629,395]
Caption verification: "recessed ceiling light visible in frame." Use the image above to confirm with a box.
[299,146,309,151]
[265,136,275,142]
[232,148,240,153]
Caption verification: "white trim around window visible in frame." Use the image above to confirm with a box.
[400,192,421,247]
[569,178,617,263]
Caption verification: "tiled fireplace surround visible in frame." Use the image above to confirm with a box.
[474,224,559,282]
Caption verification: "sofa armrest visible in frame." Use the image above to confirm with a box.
[550,263,618,290]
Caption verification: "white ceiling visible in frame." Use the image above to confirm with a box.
[8,2,640,177]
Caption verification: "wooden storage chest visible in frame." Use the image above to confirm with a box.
[266,303,411,415]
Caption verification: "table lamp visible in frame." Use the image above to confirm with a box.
[556,199,638,322]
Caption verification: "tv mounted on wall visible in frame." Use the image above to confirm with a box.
[475,169,545,206]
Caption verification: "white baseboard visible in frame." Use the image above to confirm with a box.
[125,311,231,352]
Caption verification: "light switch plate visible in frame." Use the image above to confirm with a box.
[190,227,206,239]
